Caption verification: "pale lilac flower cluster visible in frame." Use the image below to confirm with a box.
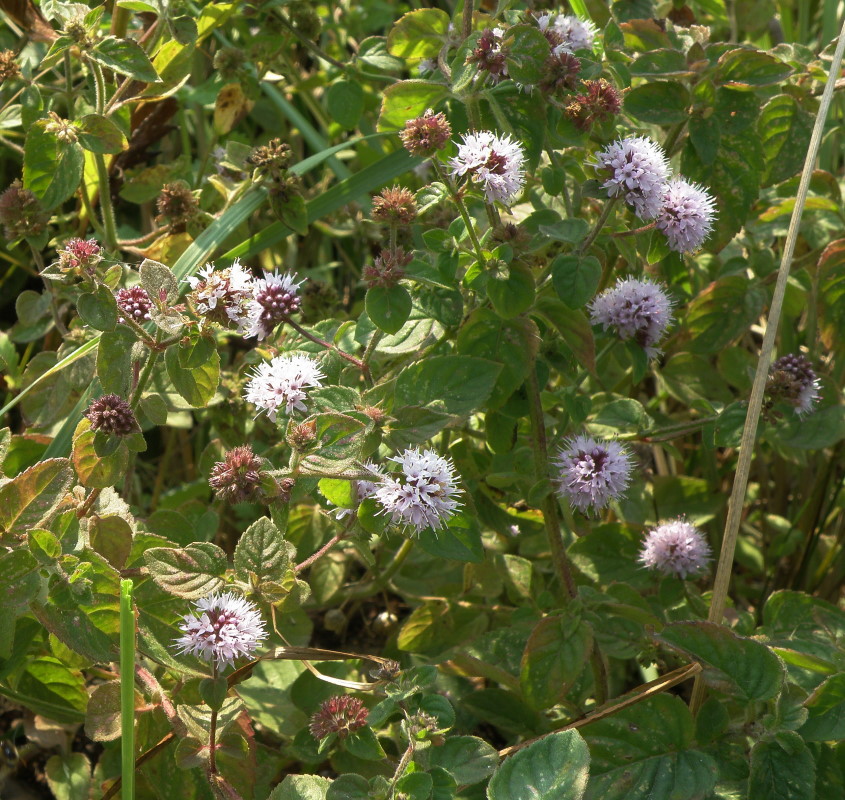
[174,592,267,668]
[186,259,304,339]
[638,518,711,579]
[554,436,633,513]
[332,461,382,519]
[589,278,674,358]
[448,131,526,205]
[243,353,325,421]
[536,13,597,53]
[374,447,463,533]
[594,136,671,220]
[655,178,717,253]
[594,137,717,249]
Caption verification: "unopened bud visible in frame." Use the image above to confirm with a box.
[400,109,451,158]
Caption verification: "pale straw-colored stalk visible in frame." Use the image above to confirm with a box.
[689,20,845,714]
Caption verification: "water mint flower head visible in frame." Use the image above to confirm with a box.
[374,447,463,533]
[115,286,152,325]
[638,518,711,579]
[766,353,821,417]
[589,277,674,359]
[309,696,368,740]
[448,131,526,205]
[594,136,670,220]
[655,177,717,253]
[243,353,325,421]
[554,436,633,513]
[174,592,267,668]
[537,13,598,53]
[244,270,304,340]
[186,258,253,327]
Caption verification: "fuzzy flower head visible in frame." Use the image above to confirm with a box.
[174,592,267,668]
[638,518,711,579]
[57,238,102,276]
[186,258,254,327]
[589,278,674,359]
[554,436,633,513]
[115,286,152,325]
[84,394,139,436]
[208,445,266,504]
[468,28,509,83]
[309,696,368,740]
[448,131,526,205]
[400,109,452,158]
[594,136,670,220]
[566,79,622,131]
[243,353,324,421]
[374,448,463,534]
[536,13,597,54]
[766,354,821,417]
[656,177,717,253]
[0,180,49,241]
[244,270,304,340]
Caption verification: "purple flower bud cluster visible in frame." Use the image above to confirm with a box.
[638,518,711,579]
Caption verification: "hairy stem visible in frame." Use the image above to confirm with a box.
[577,197,618,256]
[526,367,577,598]
[120,580,136,800]
[208,663,219,773]
[432,161,487,270]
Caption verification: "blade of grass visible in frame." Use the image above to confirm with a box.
[120,579,136,800]
[689,16,845,715]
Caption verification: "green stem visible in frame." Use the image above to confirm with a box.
[462,0,474,39]
[276,10,346,70]
[577,197,618,256]
[526,367,577,599]
[120,579,136,800]
[130,347,161,409]
[110,4,132,37]
[432,161,487,270]
[347,539,414,599]
[90,58,107,116]
[94,153,119,250]
[662,119,687,157]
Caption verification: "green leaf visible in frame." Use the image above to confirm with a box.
[429,736,499,785]
[551,254,601,309]
[520,613,593,710]
[319,478,356,508]
[748,731,815,800]
[327,80,364,129]
[657,621,784,702]
[487,264,535,320]
[800,673,845,742]
[143,542,227,598]
[8,656,88,724]
[77,284,118,331]
[85,681,122,741]
[90,37,160,82]
[684,277,766,354]
[378,80,448,131]
[164,343,219,407]
[89,515,133,570]
[624,81,691,124]
[345,726,386,761]
[758,95,814,187]
[456,311,537,409]
[45,753,91,800]
[488,729,590,800]
[630,49,692,77]
[417,511,484,562]
[387,8,451,60]
[23,121,84,210]
[97,327,135,395]
[584,694,717,800]
[77,114,128,154]
[395,355,502,417]
[504,25,551,85]
[269,775,331,800]
[72,419,130,489]
[716,47,793,90]
[140,258,179,303]
[233,517,293,583]
[0,457,74,541]
[326,775,369,800]
[366,285,413,334]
